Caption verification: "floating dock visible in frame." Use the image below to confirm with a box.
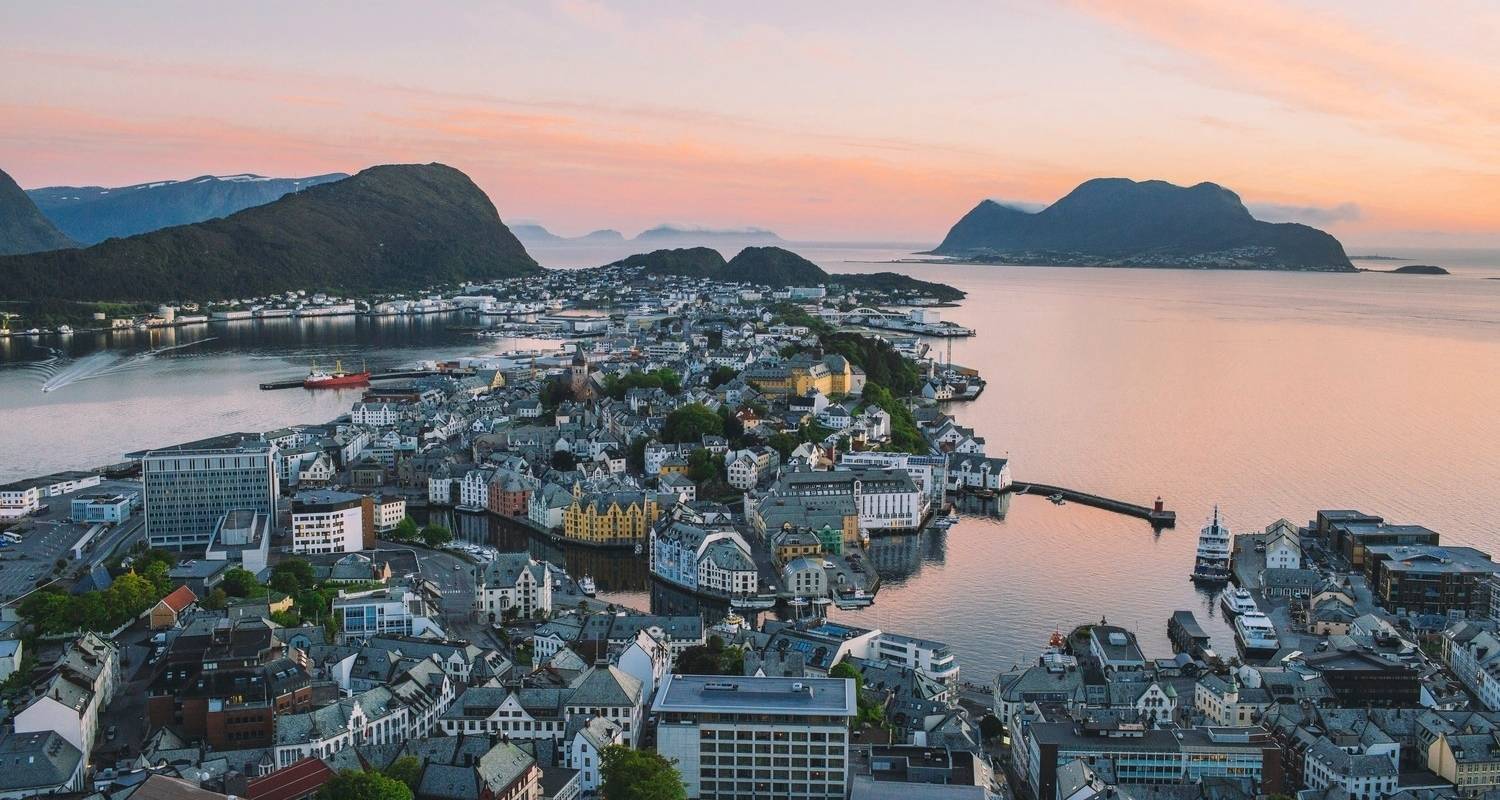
[1008,481,1176,528]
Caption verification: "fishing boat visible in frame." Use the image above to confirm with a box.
[1191,506,1232,583]
[1217,586,1258,619]
[304,360,370,389]
[577,575,596,596]
[1048,493,1066,505]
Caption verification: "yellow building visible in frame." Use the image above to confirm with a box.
[771,527,824,565]
[1429,732,1500,797]
[562,488,664,545]
[745,355,860,397]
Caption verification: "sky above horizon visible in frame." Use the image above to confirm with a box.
[3,1,1498,247]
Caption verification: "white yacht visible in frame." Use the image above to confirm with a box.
[1191,506,1232,583]
[577,576,597,596]
[1234,611,1280,660]
[1218,587,1258,618]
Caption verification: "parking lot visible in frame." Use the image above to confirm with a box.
[0,478,145,602]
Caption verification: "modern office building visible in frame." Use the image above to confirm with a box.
[142,439,277,550]
[290,490,369,555]
[652,674,857,799]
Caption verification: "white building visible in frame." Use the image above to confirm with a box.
[474,552,553,622]
[1304,735,1400,800]
[652,674,857,800]
[460,468,493,510]
[874,631,960,685]
[0,483,41,520]
[12,633,118,770]
[333,585,443,638]
[840,451,948,504]
[290,490,366,555]
[373,495,406,533]
[616,629,671,701]
[1264,518,1302,570]
[565,715,622,795]
[441,665,645,747]
[946,454,1012,492]
[274,686,408,768]
[350,402,404,427]
[650,521,759,597]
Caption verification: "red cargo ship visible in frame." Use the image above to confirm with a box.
[304,360,370,389]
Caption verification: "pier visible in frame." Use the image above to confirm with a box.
[258,369,470,390]
[1007,481,1176,528]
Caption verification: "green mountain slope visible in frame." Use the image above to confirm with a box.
[28,172,348,245]
[0,163,540,301]
[0,168,75,256]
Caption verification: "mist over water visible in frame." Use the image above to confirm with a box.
[2,245,1496,680]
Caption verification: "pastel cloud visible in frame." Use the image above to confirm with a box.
[1,2,1497,245]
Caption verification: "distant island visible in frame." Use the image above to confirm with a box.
[606,246,964,300]
[1348,254,1408,261]
[931,178,1354,272]
[27,172,347,245]
[633,224,782,243]
[1384,264,1449,275]
[512,224,625,244]
[0,163,539,302]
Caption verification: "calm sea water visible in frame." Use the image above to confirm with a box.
[3,244,1497,680]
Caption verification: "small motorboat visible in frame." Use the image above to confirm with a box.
[1048,493,1066,505]
[578,576,597,597]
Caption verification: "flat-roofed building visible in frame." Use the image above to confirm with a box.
[291,490,368,555]
[205,508,271,575]
[652,674,857,799]
[1365,545,1499,617]
[70,492,137,524]
[142,438,277,550]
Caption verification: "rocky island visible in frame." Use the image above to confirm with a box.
[931,177,1354,272]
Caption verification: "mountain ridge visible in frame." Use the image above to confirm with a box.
[933,178,1353,271]
[0,163,539,301]
[0,168,75,256]
[29,172,348,245]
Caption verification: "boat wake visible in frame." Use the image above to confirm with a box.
[37,338,217,393]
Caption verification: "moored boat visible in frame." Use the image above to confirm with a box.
[1191,506,1232,583]
[577,575,596,596]
[1234,610,1280,661]
[304,359,370,389]
[1218,587,1258,618]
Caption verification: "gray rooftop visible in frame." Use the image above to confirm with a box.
[652,673,856,717]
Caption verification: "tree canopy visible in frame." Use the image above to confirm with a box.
[317,769,413,800]
[662,403,724,443]
[600,746,686,800]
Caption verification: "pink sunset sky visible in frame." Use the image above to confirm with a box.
[3,1,1498,246]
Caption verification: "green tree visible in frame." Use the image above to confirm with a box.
[979,714,1004,742]
[551,450,577,471]
[202,587,229,610]
[685,449,722,483]
[317,769,413,800]
[383,756,423,793]
[270,609,302,627]
[222,568,267,598]
[831,660,885,727]
[599,745,686,800]
[708,365,738,388]
[270,558,316,595]
[390,517,419,542]
[420,525,453,548]
[662,403,724,443]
